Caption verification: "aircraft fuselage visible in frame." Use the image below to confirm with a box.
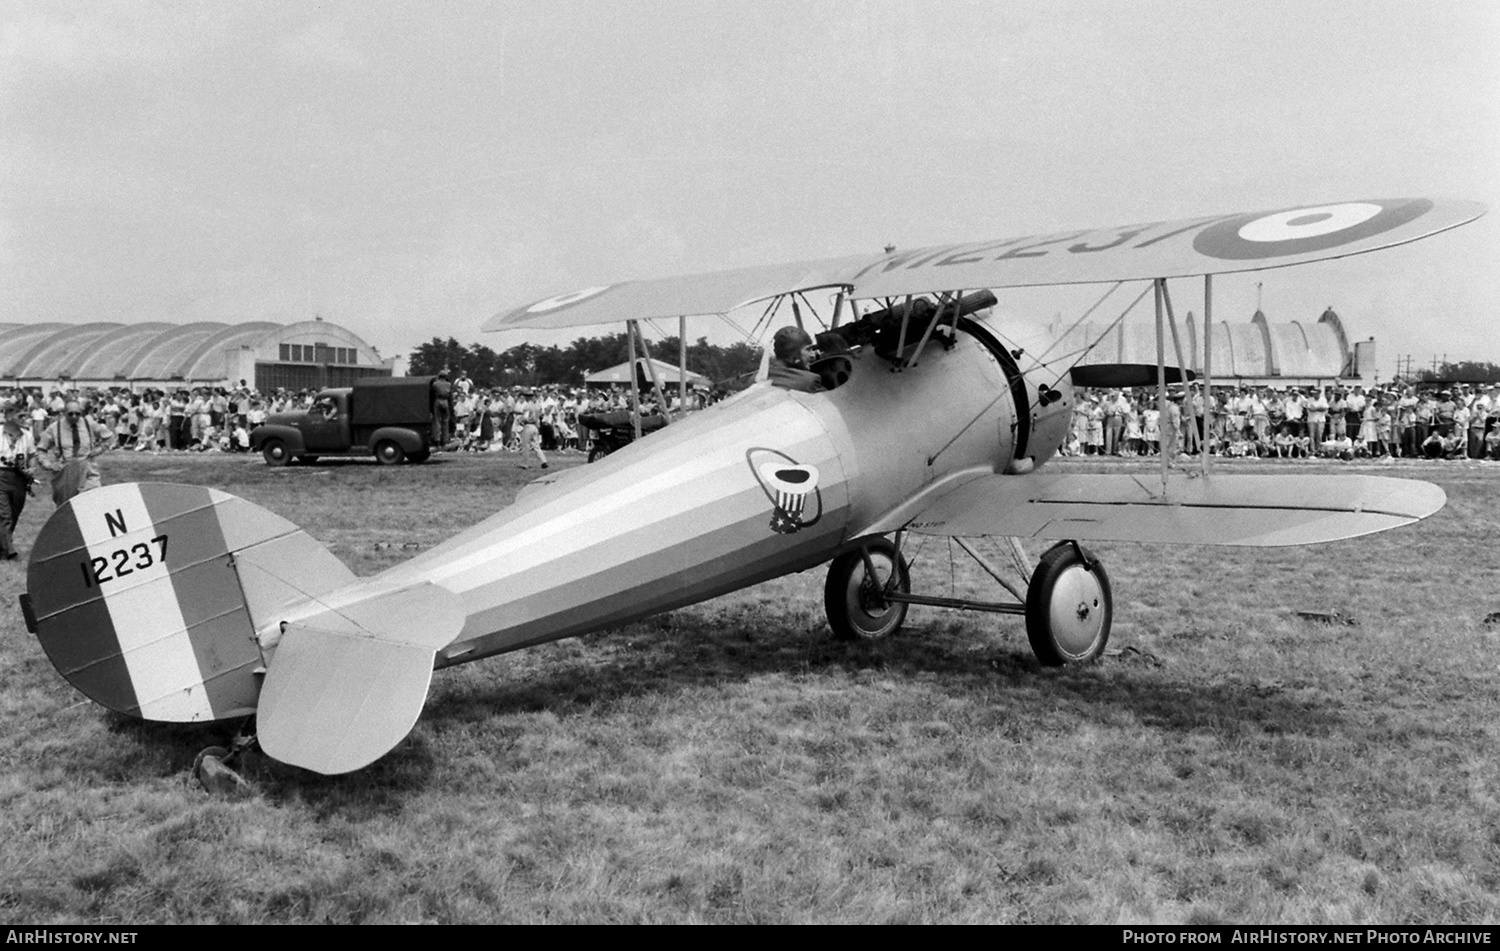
[366,320,1070,667]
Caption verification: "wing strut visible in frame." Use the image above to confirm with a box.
[1154,279,1170,489]
[1160,280,1199,455]
[678,315,688,416]
[1202,274,1213,477]
[626,319,642,439]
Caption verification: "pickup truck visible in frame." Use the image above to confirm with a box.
[251,376,440,466]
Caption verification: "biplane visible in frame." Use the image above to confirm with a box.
[19,198,1483,775]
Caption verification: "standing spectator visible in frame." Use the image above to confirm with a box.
[1467,386,1490,459]
[1306,387,1329,448]
[36,400,114,505]
[1414,390,1435,449]
[1086,395,1104,455]
[1434,390,1457,438]
[1358,395,1380,455]
[1396,386,1418,457]
[1345,386,1367,440]
[1329,388,1348,441]
[1142,400,1160,455]
[1103,390,1126,456]
[431,370,453,447]
[518,413,548,469]
[1,400,37,562]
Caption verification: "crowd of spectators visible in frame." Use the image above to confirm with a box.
[8,376,1495,466]
[0,375,716,459]
[432,370,712,453]
[1068,382,1500,461]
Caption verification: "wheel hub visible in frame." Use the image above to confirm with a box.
[1050,566,1106,655]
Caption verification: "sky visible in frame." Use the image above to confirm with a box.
[4,0,1497,378]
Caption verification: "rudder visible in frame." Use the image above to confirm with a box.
[25,483,356,723]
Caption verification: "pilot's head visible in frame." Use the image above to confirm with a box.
[773,326,815,369]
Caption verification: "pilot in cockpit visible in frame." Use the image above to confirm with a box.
[769,326,854,393]
[768,326,825,393]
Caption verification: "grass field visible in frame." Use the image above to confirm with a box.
[1,449,1496,924]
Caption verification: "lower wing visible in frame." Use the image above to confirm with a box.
[882,471,1446,547]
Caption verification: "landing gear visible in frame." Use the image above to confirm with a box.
[819,534,1111,666]
[192,728,258,797]
[824,538,910,640]
[1024,542,1112,666]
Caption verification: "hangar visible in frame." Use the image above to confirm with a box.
[583,357,710,388]
[1039,307,1375,387]
[0,317,393,392]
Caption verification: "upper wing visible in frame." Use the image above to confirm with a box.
[489,198,1484,331]
[485,254,869,332]
[871,471,1446,548]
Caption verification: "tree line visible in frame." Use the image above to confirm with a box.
[408,333,762,388]
[1414,361,1500,385]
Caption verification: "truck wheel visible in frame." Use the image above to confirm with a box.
[374,440,405,465]
[262,439,290,467]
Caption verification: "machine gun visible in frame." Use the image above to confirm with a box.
[840,289,998,363]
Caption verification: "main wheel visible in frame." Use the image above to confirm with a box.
[374,440,405,465]
[824,538,910,641]
[1025,542,1112,666]
[262,439,290,467]
[587,445,610,463]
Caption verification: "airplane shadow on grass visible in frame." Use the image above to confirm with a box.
[92,608,1347,806]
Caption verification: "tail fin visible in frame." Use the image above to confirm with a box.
[26,482,356,723]
[26,482,466,775]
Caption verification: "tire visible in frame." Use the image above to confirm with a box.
[1025,542,1112,666]
[374,440,405,466]
[824,538,910,641]
[587,445,610,463]
[262,439,290,467]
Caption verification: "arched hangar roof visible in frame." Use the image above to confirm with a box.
[0,319,385,383]
[1031,307,1356,382]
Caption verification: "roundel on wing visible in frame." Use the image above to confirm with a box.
[524,284,614,315]
[1193,199,1434,261]
[758,463,819,494]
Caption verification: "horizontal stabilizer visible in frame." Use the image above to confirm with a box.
[1070,364,1195,388]
[256,581,465,775]
[892,472,1446,547]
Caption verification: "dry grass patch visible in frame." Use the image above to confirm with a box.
[0,452,1497,922]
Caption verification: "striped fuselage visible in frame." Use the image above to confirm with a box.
[367,326,1034,668]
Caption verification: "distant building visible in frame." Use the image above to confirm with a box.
[0,318,393,392]
[1046,306,1372,387]
[583,358,709,388]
